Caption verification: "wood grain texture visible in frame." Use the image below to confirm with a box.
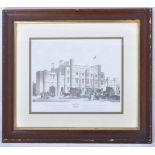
[2,8,152,143]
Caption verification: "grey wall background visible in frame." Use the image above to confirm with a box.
[0,7,154,147]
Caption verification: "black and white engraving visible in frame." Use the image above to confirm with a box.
[31,39,122,113]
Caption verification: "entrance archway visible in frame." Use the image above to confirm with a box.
[49,86,55,97]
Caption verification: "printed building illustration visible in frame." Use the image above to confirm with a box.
[35,59,120,97]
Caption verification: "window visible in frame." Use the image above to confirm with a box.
[76,72,78,75]
[82,79,84,84]
[82,73,84,76]
[101,80,103,85]
[76,78,79,84]
[50,74,55,79]
[101,74,104,78]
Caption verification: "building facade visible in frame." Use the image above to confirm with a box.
[35,59,119,97]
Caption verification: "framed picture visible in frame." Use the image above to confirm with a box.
[2,9,152,143]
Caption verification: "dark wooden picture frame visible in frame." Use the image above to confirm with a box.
[2,8,152,143]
